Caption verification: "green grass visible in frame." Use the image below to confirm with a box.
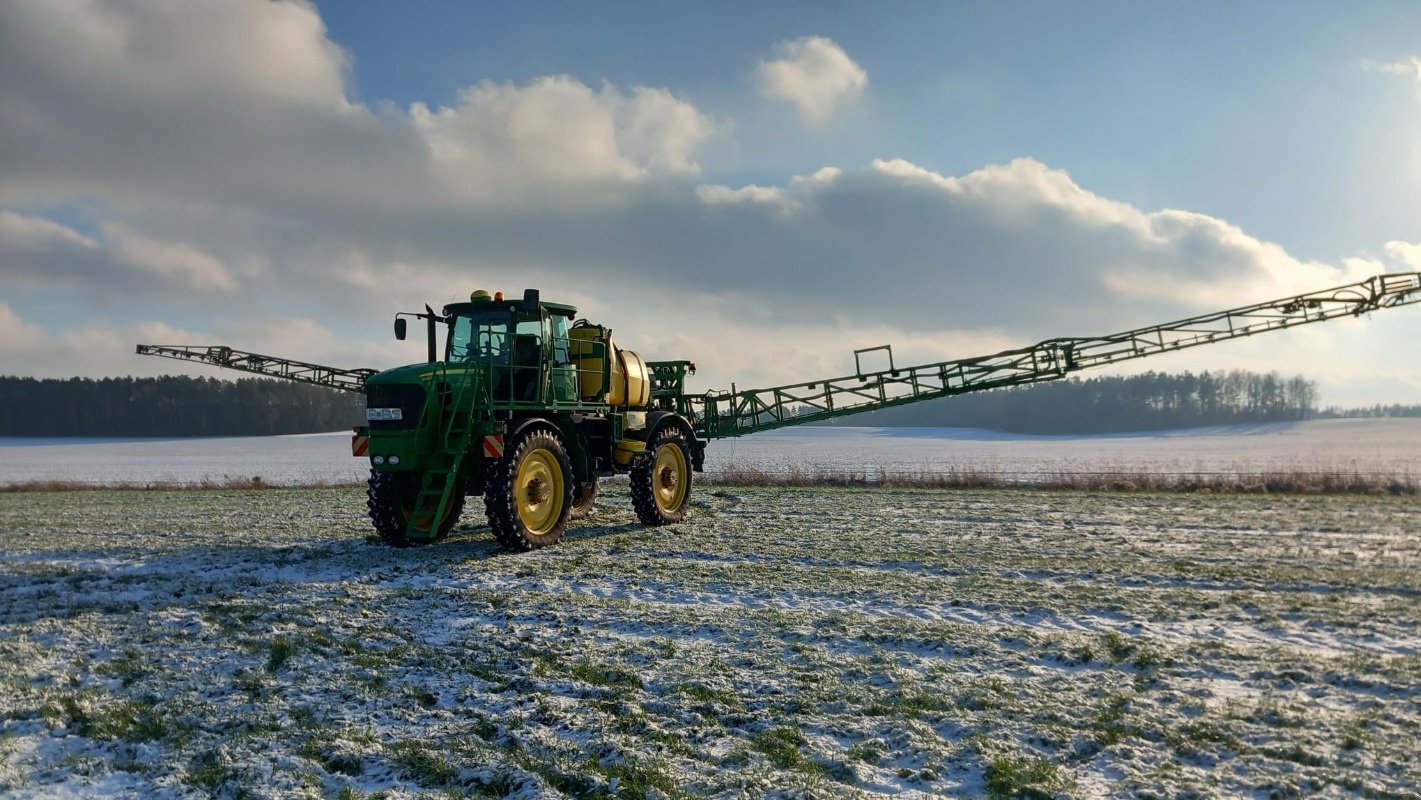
[984,754,1066,798]
[266,636,298,673]
[571,660,644,690]
[390,741,460,788]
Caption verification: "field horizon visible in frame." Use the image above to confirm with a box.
[1,417,1418,492]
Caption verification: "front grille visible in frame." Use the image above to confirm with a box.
[366,383,425,430]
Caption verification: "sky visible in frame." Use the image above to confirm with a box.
[1,0,1419,407]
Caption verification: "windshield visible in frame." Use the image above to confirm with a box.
[448,311,512,362]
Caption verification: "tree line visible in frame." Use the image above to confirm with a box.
[832,370,1343,434]
[0,370,1414,438]
[0,376,365,437]
[1317,403,1421,419]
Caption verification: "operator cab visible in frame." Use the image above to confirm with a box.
[440,290,580,404]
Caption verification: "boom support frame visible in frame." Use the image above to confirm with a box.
[134,345,376,393]
[686,272,1421,439]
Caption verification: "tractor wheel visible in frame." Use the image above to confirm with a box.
[484,429,574,552]
[631,428,693,526]
[366,470,464,547]
[570,476,599,520]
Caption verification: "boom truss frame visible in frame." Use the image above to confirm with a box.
[688,272,1421,439]
[134,345,376,393]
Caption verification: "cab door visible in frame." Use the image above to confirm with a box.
[548,315,579,403]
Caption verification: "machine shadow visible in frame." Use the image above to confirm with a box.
[4,519,652,627]
[441,517,646,559]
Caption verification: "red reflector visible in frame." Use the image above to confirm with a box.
[482,434,505,458]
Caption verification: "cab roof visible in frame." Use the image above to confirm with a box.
[442,300,578,318]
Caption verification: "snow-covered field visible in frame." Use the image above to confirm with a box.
[715,418,1421,480]
[1,486,1417,797]
[2,418,1418,487]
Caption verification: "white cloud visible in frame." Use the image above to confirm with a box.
[1385,240,1421,270]
[0,211,234,293]
[0,301,47,352]
[0,303,417,380]
[108,226,236,292]
[690,157,1358,331]
[410,77,715,204]
[1363,56,1421,80]
[695,167,841,213]
[0,1,1415,402]
[754,36,867,123]
[0,1,715,213]
[0,304,201,379]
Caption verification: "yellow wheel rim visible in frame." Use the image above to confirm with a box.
[515,447,565,534]
[402,496,444,533]
[652,441,689,514]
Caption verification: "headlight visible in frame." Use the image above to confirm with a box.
[366,407,404,421]
[388,455,400,465]
[372,455,385,465]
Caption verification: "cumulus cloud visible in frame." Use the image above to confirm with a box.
[410,77,715,202]
[1385,240,1421,270]
[0,300,416,380]
[688,157,1359,330]
[0,1,715,213]
[754,36,867,123]
[0,301,47,352]
[0,304,204,379]
[0,0,1413,402]
[0,211,235,293]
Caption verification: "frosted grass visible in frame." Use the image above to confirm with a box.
[0,486,1417,796]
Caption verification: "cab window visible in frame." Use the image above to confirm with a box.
[448,313,511,362]
[550,315,571,366]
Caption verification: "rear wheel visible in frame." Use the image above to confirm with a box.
[366,471,464,547]
[570,476,599,520]
[631,428,693,526]
[484,429,574,551]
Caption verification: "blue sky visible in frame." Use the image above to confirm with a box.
[1,0,1418,405]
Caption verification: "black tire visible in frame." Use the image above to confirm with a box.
[631,427,693,526]
[484,429,574,552]
[366,470,464,547]
[570,476,599,520]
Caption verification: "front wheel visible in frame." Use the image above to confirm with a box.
[631,428,693,526]
[484,429,574,551]
[366,471,464,547]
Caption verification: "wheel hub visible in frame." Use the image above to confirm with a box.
[658,466,679,490]
[526,476,549,505]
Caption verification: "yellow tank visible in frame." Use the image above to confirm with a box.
[569,325,650,407]
[615,348,651,407]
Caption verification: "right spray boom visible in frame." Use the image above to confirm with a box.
[690,271,1420,440]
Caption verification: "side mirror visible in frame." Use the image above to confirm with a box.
[523,288,540,313]
[394,317,407,340]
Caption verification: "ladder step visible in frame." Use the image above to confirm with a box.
[403,398,476,540]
